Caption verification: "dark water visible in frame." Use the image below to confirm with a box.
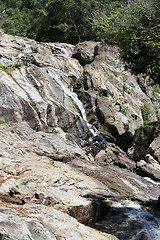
[95,200,160,240]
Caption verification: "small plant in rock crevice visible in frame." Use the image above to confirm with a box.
[154,84,160,94]
[98,87,113,97]
[0,62,23,72]
[119,104,126,115]
[151,94,158,102]
[0,65,10,72]
[0,120,7,124]
[112,70,118,77]
[156,111,160,121]
[140,104,152,125]
[123,78,130,94]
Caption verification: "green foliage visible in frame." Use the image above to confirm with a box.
[119,105,126,115]
[0,62,23,72]
[69,76,77,87]
[12,61,23,68]
[154,84,160,94]
[0,0,98,44]
[140,104,152,125]
[0,120,7,124]
[123,78,130,93]
[0,0,48,39]
[92,0,160,83]
[151,94,158,102]
[0,0,159,83]
[98,87,113,97]
[112,70,118,77]
[156,112,160,121]
[0,64,9,72]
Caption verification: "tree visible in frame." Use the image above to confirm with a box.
[92,0,160,82]
[0,0,47,39]
[0,0,99,43]
[36,0,98,43]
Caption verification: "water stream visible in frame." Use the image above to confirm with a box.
[115,200,160,240]
[45,66,160,240]
[16,38,33,57]
[96,199,160,240]
[30,44,160,239]
[46,68,97,136]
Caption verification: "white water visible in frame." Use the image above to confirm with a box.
[119,177,139,193]
[144,177,160,186]
[16,38,33,54]
[112,199,141,209]
[51,43,72,56]
[112,200,160,240]
[47,68,97,136]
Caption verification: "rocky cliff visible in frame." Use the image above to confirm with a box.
[0,32,160,240]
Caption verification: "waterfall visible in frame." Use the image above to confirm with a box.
[46,68,97,136]
[16,38,33,54]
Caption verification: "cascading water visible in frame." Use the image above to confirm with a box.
[119,177,139,193]
[96,199,160,240]
[46,68,97,136]
[15,37,97,136]
[50,43,72,56]
[114,200,160,240]
[16,38,33,57]
[144,177,160,186]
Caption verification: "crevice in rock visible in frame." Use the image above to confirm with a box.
[135,166,160,182]
[115,130,133,152]
[68,197,111,225]
[0,192,26,205]
[34,192,54,206]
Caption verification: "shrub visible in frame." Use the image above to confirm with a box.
[140,104,152,125]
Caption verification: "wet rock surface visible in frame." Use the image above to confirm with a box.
[0,33,88,144]
[0,121,159,239]
[0,33,160,239]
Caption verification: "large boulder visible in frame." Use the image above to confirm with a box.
[136,159,160,181]
[148,134,160,163]
[127,122,160,181]
[128,122,160,161]
[72,41,99,66]
[0,204,118,240]
[0,148,119,240]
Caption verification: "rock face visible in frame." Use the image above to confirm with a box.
[0,33,89,145]
[0,152,118,240]
[73,42,159,137]
[0,33,160,240]
[127,122,160,181]
[128,122,160,161]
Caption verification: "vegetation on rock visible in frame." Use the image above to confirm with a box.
[140,104,152,125]
[0,0,159,118]
[0,62,23,72]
